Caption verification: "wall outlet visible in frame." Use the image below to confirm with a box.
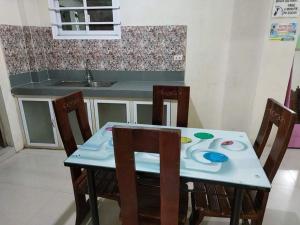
[173,54,183,61]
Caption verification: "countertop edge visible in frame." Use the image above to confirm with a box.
[11,81,185,98]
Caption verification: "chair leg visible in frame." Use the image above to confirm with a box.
[74,193,89,225]
[242,219,251,225]
[250,217,263,225]
[251,199,267,225]
[189,192,204,225]
[189,211,204,225]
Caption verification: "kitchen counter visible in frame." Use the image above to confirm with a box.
[10,70,185,98]
[11,79,185,98]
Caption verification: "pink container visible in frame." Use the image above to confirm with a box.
[289,124,300,148]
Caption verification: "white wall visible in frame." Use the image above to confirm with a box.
[0,0,297,148]
[221,0,272,133]
[0,0,26,150]
[18,0,50,26]
[0,0,23,25]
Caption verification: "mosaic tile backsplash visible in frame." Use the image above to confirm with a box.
[0,25,187,75]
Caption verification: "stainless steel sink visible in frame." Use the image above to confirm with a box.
[52,80,116,88]
[53,81,88,87]
[88,81,116,87]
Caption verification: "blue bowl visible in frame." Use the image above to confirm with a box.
[203,151,228,163]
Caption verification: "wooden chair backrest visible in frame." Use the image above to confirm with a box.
[253,98,296,209]
[254,98,296,164]
[112,126,181,225]
[53,91,92,157]
[152,85,190,127]
[53,92,92,183]
[259,99,296,182]
[291,87,300,123]
[290,89,297,114]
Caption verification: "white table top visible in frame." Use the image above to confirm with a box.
[64,122,271,190]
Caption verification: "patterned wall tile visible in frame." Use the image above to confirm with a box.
[0,25,30,75]
[0,25,187,75]
[29,26,48,71]
[81,40,102,70]
[22,26,35,71]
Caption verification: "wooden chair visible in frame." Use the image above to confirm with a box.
[153,85,190,127]
[189,98,296,225]
[290,87,300,123]
[112,126,188,225]
[148,85,191,190]
[53,92,119,225]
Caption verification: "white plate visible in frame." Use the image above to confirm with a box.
[191,150,212,164]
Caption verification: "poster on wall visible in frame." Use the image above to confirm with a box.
[272,0,300,17]
[270,22,297,41]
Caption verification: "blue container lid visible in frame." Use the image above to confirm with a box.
[203,151,228,163]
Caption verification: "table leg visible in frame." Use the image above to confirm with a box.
[230,188,244,225]
[87,169,100,225]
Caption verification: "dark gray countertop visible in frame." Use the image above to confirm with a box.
[11,79,185,98]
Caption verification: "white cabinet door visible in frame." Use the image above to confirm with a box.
[65,99,93,145]
[94,99,130,130]
[18,98,59,147]
[133,101,171,126]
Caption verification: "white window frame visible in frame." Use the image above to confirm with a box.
[48,0,121,39]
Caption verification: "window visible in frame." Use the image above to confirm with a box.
[48,0,121,39]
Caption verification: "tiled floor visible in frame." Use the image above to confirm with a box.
[0,148,300,225]
[0,147,14,161]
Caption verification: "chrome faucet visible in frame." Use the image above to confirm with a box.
[85,59,93,84]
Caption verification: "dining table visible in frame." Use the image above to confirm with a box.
[64,122,271,225]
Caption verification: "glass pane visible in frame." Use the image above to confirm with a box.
[59,0,83,7]
[22,101,55,144]
[62,25,86,31]
[89,25,113,30]
[88,9,113,31]
[61,10,85,22]
[97,103,127,128]
[87,0,112,6]
[61,10,85,31]
[136,104,168,125]
[88,9,113,22]
[67,103,89,145]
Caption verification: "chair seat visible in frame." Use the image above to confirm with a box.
[194,183,259,220]
[75,169,119,201]
[137,183,189,225]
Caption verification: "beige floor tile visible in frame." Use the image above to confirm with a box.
[0,149,73,194]
[24,192,76,225]
[0,182,58,225]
